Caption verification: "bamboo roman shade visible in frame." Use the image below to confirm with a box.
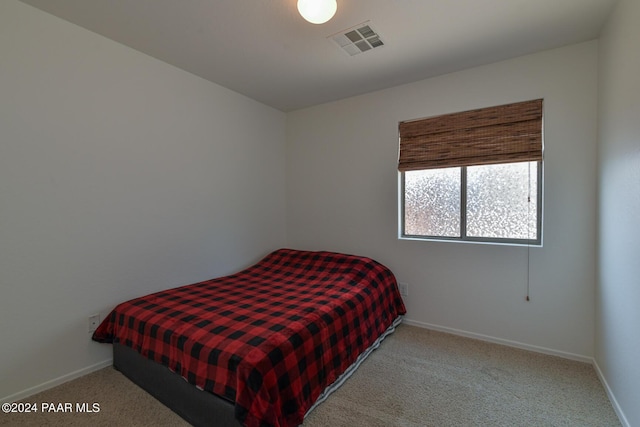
[398,99,543,171]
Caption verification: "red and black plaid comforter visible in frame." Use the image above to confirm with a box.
[92,248,406,427]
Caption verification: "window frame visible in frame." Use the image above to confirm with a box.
[399,160,543,246]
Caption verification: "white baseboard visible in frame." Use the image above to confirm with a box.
[0,358,112,404]
[593,359,631,427]
[401,318,593,363]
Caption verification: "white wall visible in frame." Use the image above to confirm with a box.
[287,41,599,360]
[0,0,286,401]
[596,0,640,425]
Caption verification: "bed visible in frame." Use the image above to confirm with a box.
[92,248,406,427]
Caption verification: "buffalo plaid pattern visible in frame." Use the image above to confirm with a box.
[93,249,406,427]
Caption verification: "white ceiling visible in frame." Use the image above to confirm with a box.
[19,0,617,112]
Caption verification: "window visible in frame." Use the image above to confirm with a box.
[399,100,543,245]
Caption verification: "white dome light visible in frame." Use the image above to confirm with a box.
[297,0,337,24]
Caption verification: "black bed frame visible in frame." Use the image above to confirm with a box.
[113,343,241,427]
[113,316,402,426]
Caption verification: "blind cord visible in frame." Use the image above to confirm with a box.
[526,162,531,302]
[526,246,531,301]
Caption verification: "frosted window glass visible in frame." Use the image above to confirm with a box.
[404,168,461,237]
[466,162,538,239]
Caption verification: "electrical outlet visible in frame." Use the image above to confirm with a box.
[88,314,100,333]
[398,282,409,297]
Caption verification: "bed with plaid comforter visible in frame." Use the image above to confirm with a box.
[92,248,406,427]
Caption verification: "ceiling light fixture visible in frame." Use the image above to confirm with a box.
[297,0,337,24]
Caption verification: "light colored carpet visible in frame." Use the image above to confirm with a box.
[1,324,620,426]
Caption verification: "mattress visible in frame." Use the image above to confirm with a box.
[93,248,407,427]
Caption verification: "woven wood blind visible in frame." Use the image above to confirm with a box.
[398,99,543,171]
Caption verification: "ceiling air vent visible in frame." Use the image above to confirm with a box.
[329,22,384,56]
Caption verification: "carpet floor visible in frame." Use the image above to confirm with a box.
[1,324,620,426]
